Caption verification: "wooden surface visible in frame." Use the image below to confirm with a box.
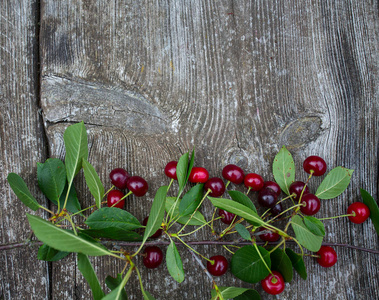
[1,0,378,299]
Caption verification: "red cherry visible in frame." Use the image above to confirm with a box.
[244,173,264,191]
[258,187,278,208]
[271,203,283,216]
[347,202,370,224]
[263,181,281,196]
[164,161,178,180]
[188,167,209,183]
[258,228,280,242]
[143,217,163,238]
[143,246,163,269]
[107,190,125,209]
[261,271,285,295]
[289,181,310,201]
[126,176,148,197]
[303,156,327,176]
[109,168,130,189]
[207,255,228,276]
[205,177,225,197]
[300,194,321,216]
[317,246,337,268]
[218,209,235,224]
[222,164,245,184]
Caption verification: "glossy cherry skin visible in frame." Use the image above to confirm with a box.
[143,246,164,269]
[289,181,310,201]
[300,194,321,216]
[207,255,228,276]
[107,190,125,209]
[109,168,130,190]
[188,167,209,183]
[261,271,285,295]
[205,177,225,197]
[347,202,370,224]
[143,217,163,238]
[271,203,283,216]
[244,173,264,191]
[218,209,235,224]
[303,156,327,176]
[258,187,278,208]
[164,161,178,180]
[258,228,280,242]
[222,164,245,184]
[317,246,337,268]
[263,181,281,196]
[126,176,148,197]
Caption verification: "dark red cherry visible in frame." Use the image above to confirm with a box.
[261,271,285,295]
[289,181,309,201]
[300,194,321,215]
[188,167,209,183]
[107,190,125,209]
[271,202,283,216]
[244,173,264,191]
[258,187,278,208]
[109,168,130,190]
[347,202,370,224]
[303,156,327,176]
[218,209,235,224]
[222,164,245,184]
[258,227,280,242]
[126,176,148,197]
[143,246,163,269]
[207,255,228,276]
[263,181,281,196]
[317,246,337,268]
[205,177,225,197]
[143,217,163,238]
[164,161,178,180]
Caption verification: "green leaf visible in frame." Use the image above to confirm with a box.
[82,159,104,209]
[316,167,354,199]
[228,190,257,214]
[285,248,307,280]
[37,244,70,261]
[27,214,114,256]
[186,149,195,183]
[176,152,189,193]
[361,188,379,235]
[59,183,82,214]
[179,184,204,216]
[231,245,271,283]
[102,272,130,300]
[234,289,261,300]
[272,146,295,195]
[270,248,293,282]
[78,253,105,300]
[303,216,325,236]
[82,228,142,241]
[166,240,185,283]
[105,274,128,300]
[235,224,252,241]
[291,215,323,252]
[142,290,156,300]
[85,207,142,231]
[7,173,40,211]
[211,287,255,299]
[165,197,206,225]
[37,158,66,202]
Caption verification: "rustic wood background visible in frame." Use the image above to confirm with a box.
[1,0,378,299]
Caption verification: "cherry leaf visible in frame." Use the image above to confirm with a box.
[272,145,295,195]
[303,216,325,236]
[291,215,323,252]
[285,248,307,280]
[179,184,204,216]
[361,188,379,235]
[105,274,128,300]
[37,244,70,262]
[235,224,252,241]
[315,167,354,199]
[7,173,40,211]
[78,253,105,300]
[37,158,66,203]
[270,248,293,282]
[82,159,104,209]
[228,190,257,214]
[166,240,185,283]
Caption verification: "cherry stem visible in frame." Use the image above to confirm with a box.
[39,205,55,216]
[268,239,285,254]
[110,190,133,208]
[297,173,313,206]
[318,213,355,220]
[103,185,115,198]
[167,178,174,193]
[222,245,235,255]
[267,204,304,224]
[64,214,78,236]
[179,217,223,237]
[253,242,272,275]
[246,187,251,195]
[174,234,213,263]
[225,181,231,189]
[188,249,215,284]
[261,194,296,219]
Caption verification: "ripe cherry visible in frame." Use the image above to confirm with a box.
[218,209,235,224]
[205,177,225,197]
[289,181,309,201]
[143,217,163,238]
[188,167,209,183]
[258,228,280,242]
[347,202,370,224]
[109,168,130,190]
[222,164,245,185]
[164,161,178,180]
[300,194,321,216]
[126,176,148,197]
[107,190,125,209]
[303,155,327,176]
[207,255,228,276]
[317,246,337,268]
[263,181,281,196]
[271,202,283,216]
[143,246,163,269]
[258,187,278,208]
[261,271,285,295]
[244,173,264,191]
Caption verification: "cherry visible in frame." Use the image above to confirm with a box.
[222,164,245,185]
[143,246,163,269]
[261,271,285,295]
[317,246,337,268]
[143,217,163,238]
[258,228,280,242]
[300,194,321,216]
[347,202,370,224]
[126,176,148,197]
[303,155,327,176]
[258,187,278,208]
[109,168,130,190]
[207,255,228,276]
[188,167,209,183]
[218,209,235,224]
[107,190,125,209]
[205,177,225,197]
[164,161,178,180]
[289,181,309,201]
[271,202,283,216]
[244,173,264,191]
[263,181,281,196]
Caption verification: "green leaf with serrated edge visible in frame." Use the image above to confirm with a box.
[231,245,271,283]
[291,215,323,252]
[234,289,261,300]
[186,148,195,182]
[166,240,185,283]
[270,248,293,282]
[179,184,204,216]
[78,253,105,300]
[303,216,325,236]
[58,183,82,214]
[165,197,206,225]
[272,146,295,195]
[176,152,189,194]
[7,173,40,211]
[361,188,379,235]
[210,287,253,299]
[228,190,257,214]
[82,228,142,241]
[102,271,130,300]
[82,159,104,209]
[85,207,142,231]
[105,274,128,300]
[315,167,354,199]
[38,244,70,261]
[235,224,252,241]
[285,248,307,280]
[37,158,66,202]
[27,214,114,256]
[142,291,156,300]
